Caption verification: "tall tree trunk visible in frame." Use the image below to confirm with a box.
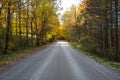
[19,0,22,45]
[110,0,114,48]
[16,14,18,36]
[114,0,119,61]
[30,20,33,46]
[103,0,109,56]
[26,0,29,43]
[4,2,11,54]
[33,12,39,46]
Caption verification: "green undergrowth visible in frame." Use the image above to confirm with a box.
[0,43,52,66]
[70,42,120,70]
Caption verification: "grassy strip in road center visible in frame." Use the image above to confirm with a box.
[70,42,120,72]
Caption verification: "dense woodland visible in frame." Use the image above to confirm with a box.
[62,0,120,61]
[0,0,60,55]
[0,0,120,62]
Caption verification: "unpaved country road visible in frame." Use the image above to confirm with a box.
[0,41,120,80]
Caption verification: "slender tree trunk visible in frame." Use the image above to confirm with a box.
[16,14,18,36]
[26,0,29,43]
[110,0,114,48]
[103,0,109,56]
[33,12,39,46]
[115,0,119,61]
[0,4,3,29]
[19,0,22,45]
[30,20,33,46]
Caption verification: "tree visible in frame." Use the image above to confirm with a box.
[62,0,120,61]
[0,0,60,55]
[4,1,11,54]
[114,0,119,61]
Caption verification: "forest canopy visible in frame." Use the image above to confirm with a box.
[0,0,60,54]
[0,0,120,61]
[61,0,120,61]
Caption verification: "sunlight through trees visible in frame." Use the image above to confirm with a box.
[0,0,60,54]
[0,0,120,61]
[62,0,120,61]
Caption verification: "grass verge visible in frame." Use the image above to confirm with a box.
[0,43,52,66]
[70,42,120,71]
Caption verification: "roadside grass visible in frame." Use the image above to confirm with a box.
[0,43,52,66]
[70,42,120,71]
